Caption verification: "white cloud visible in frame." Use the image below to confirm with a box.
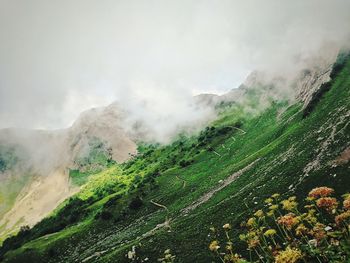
[0,0,349,131]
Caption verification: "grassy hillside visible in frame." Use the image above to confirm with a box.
[69,137,116,186]
[0,146,31,227]
[0,55,349,262]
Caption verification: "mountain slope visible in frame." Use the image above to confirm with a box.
[0,54,349,262]
[0,104,137,241]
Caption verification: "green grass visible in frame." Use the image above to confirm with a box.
[69,137,115,186]
[1,55,350,263]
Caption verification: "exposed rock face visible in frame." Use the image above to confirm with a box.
[294,48,339,107]
[0,103,137,237]
[208,49,339,110]
[294,67,332,106]
[0,169,73,235]
[68,103,137,163]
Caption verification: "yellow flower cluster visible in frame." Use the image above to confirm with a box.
[158,249,176,263]
[208,186,350,263]
[209,240,220,252]
[223,223,231,230]
[246,217,256,228]
[263,229,277,237]
[254,209,264,218]
[295,223,308,236]
[274,247,303,263]
[281,198,298,211]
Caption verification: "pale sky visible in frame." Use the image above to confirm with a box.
[0,0,350,129]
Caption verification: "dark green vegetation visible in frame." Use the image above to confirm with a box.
[0,146,18,173]
[303,52,350,118]
[1,55,350,263]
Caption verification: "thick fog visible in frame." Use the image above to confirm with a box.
[0,0,350,134]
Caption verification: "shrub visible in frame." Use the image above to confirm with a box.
[179,159,194,168]
[129,196,143,210]
[99,211,113,220]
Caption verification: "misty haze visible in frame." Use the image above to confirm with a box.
[0,1,350,262]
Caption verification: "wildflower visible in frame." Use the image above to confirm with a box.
[308,239,317,247]
[246,217,256,227]
[311,223,326,241]
[265,198,273,204]
[316,197,338,212]
[267,210,275,217]
[281,199,298,211]
[209,240,220,252]
[308,208,317,215]
[272,193,280,199]
[344,199,350,210]
[335,210,350,225]
[254,210,264,218]
[245,230,260,248]
[127,246,136,260]
[209,227,216,232]
[274,247,303,263]
[308,187,334,198]
[306,196,315,202]
[224,253,243,262]
[258,226,266,233]
[269,204,279,210]
[127,250,136,260]
[225,241,233,251]
[303,209,318,224]
[239,234,246,241]
[158,249,176,263]
[246,231,257,238]
[330,239,340,246]
[277,213,299,229]
[223,223,231,230]
[247,238,260,248]
[288,196,297,201]
[264,229,277,237]
[295,224,308,236]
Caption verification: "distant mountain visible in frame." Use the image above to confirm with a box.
[1,51,348,263]
[0,47,339,242]
[0,103,137,240]
[1,50,349,263]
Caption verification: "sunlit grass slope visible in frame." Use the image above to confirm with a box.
[1,55,349,262]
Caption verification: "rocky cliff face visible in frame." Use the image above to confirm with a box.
[294,48,339,107]
[68,103,137,164]
[0,103,137,238]
[212,49,339,111]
